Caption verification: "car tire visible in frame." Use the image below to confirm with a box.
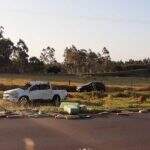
[52,95,61,107]
[18,96,29,106]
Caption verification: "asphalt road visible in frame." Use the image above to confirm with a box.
[0,114,150,150]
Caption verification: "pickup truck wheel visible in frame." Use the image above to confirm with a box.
[53,95,61,107]
[18,96,29,106]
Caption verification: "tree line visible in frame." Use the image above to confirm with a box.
[0,26,150,74]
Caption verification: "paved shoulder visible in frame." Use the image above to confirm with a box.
[0,114,150,150]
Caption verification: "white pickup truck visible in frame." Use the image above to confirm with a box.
[3,81,67,106]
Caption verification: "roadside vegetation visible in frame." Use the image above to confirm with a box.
[0,85,150,114]
[0,74,149,114]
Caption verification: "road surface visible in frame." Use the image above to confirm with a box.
[0,114,150,150]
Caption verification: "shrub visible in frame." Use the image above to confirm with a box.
[138,96,147,103]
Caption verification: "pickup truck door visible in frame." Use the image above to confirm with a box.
[39,84,51,100]
[29,85,41,100]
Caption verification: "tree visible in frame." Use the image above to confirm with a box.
[102,47,111,72]
[29,56,44,73]
[0,38,14,63]
[0,26,4,39]
[0,26,14,72]
[29,56,41,64]
[40,46,55,64]
[97,52,104,72]
[87,49,98,73]
[0,26,14,65]
[77,49,87,73]
[47,65,61,74]
[63,45,79,74]
[12,39,29,73]
[102,47,111,61]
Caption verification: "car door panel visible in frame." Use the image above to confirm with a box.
[39,84,51,100]
[29,85,40,100]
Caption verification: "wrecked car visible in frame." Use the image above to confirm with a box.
[3,81,67,106]
[76,81,106,92]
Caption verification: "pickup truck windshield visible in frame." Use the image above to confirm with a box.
[21,83,31,90]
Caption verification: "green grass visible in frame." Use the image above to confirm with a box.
[68,92,150,110]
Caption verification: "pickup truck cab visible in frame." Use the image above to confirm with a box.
[3,81,67,106]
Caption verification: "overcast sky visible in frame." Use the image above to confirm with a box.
[0,0,150,61]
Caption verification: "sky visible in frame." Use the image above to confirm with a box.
[0,0,150,62]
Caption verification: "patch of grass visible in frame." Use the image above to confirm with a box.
[140,99,150,108]
[69,99,104,106]
[103,98,131,109]
[103,97,150,110]
[108,91,150,99]
[0,100,26,112]
[38,106,66,114]
[0,99,66,114]
[67,92,150,110]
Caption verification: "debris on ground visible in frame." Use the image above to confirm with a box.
[0,103,150,120]
[117,112,130,116]
[92,112,110,118]
[139,109,149,113]
[79,105,87,112]
[0,111,7,118]
[60,102,80,115]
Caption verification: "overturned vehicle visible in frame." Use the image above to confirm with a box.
[76,81,106,93]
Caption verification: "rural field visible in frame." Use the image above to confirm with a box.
[0,74,150,113]
[0,73,150,86]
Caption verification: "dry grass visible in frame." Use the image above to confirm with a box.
[0,99,65,114]
[0,74,80,86]
[0,100,26,112]
[0,74,150,86]
[0,74,149,94]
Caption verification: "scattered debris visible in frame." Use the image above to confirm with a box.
[64,106,79,115]
[55,114,91,120]
[55,114,66,119]
[60,102,80,115]
[0,111,7,118]
[117,113,130,116]
[65,115,80,120]
[0,106,150,120]
[92,111,110,118]
[79,105,87,112]
[139,109,149,113]
[109,109,122,113]
[6,114,24,119]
